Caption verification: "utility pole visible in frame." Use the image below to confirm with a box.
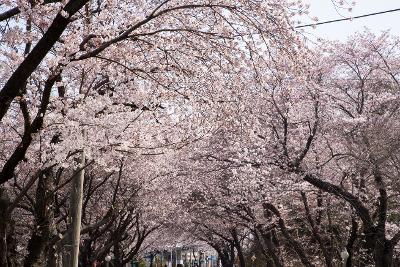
[69,130,86,267]
[170,249,173,267]
[67,9,91,265]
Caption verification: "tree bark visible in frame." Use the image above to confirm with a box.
[254,226,284,267]
[0,188,11,267]
[231,229,245,267]
[24,169,55,267]
[214,244,235,267]
[6,219,18,267]
[345,218,358,267]
[363,228,394,267]
[219,252,234,267]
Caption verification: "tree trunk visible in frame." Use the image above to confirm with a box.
[0,187,11,267]
[7,219,18,267]
[363,227,394,267]
[231,229,245,267]
[216,246,234,267]
[254,226,284,267]
[80,238,93,267]
[373,239,393,267]
[113,242,123,267]
[24,169,55,267]
[345,218,358,267]
[150,253,154,267]
[219,255,233,267]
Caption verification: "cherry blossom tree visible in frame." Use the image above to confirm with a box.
[171,31,400,267]
[3,1,400,267]
[1,0,308,265]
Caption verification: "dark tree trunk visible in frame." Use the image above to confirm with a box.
[345,218,358,267]
[255,226,284,267]
[46,244,59,267]
[0,188,11,267]
[113,242,123,267]
[219,254,234,267]
[7,219,18,267]
[24,169,55,267]
[150,253,155,267]
[236,245,245,267]
[80,238,94,267]
[372,238,393,267]
[363,226,394,267]
[373,244,393,267]
[231,229,245,267]
[215,245,235,267]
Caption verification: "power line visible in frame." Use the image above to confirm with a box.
[296,7,400,29]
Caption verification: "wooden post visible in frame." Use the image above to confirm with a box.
[70,146,85,267]
[65,128,86,267]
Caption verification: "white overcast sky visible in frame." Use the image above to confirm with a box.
[298,0,400,42]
